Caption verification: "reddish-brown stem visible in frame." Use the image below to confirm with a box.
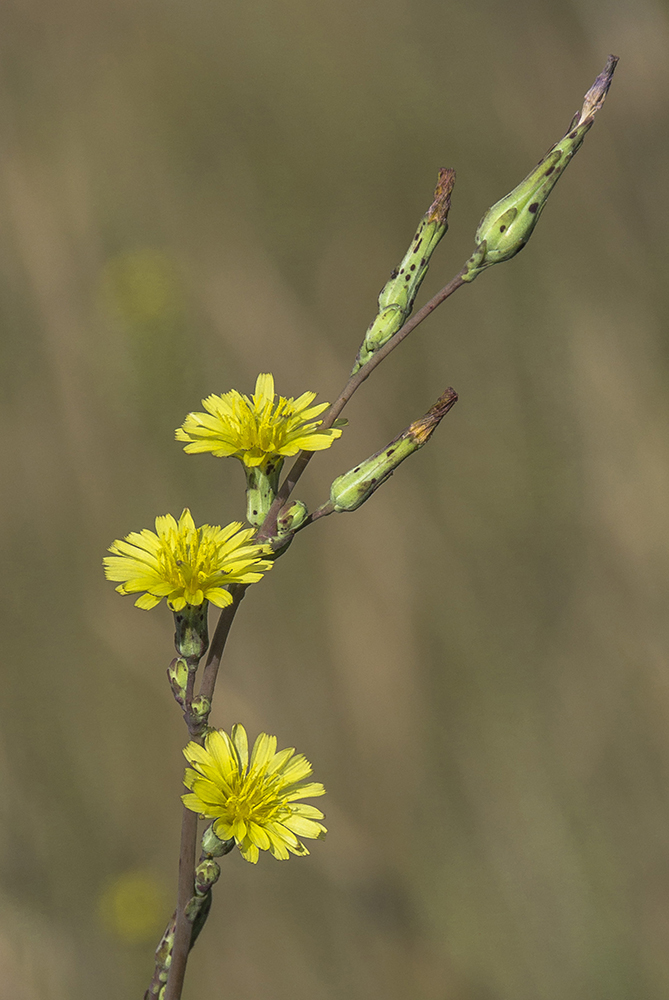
[163,808,199,1000]
[199,586,248,705]
[163,588,248,1000]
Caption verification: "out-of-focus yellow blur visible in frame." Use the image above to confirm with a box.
[1,1,668,997]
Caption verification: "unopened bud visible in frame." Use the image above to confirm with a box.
[353,169,456,372]
[194,858,221,895]
[463,55,617,282]
[277,500,309,536]
[330,388,457,512]
[167,657,189,708]
[189,695,211,728]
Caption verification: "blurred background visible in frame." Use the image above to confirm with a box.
[1,0,668,997]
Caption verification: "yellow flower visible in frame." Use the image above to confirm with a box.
[175,373,342,467]
[182,725,327,863]
[104,508,272,611]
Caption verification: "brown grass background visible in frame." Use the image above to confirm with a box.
[1,0,669,997]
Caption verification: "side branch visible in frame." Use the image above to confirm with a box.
[258,266,467,540]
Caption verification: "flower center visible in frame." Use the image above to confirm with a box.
[227,772,283,825]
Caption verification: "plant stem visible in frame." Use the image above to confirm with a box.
[258,267,466,540]
[163,587,248,1000]
[198,586,248,705]
[163,808,199,1000]
[162,265,467,996]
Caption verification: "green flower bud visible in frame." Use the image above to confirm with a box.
[189,695,211,729]
[330,388,457,513]
[352,168,456,373]
[463,55,617,282]
[276,500,309,536]
[201,822,236,858]
[167,657,189,708]
[194,859,221,895]
[173,602,209,666]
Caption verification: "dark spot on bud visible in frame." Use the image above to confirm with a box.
[353,466,361,473]
[252,510,258,516]
[528,202,539,213]
[500,225,506,232]
[568,130,578,139]
[387,447,396,456]
[420,258,426,267]
[410,264,416,271]
[389,269,398,280]
[545,165,555,175]
[370,478,377,485]
[405,273,410,281]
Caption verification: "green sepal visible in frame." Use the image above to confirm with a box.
[189,695,211,729]
[167,657,189,708]
[244,458,284,527]
[201,822,236,858]
[194,859,221,895]
[276,500,308,537]
[172,601,209,670]
[173,602,209,667]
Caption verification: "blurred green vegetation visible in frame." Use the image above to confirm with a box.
[1,0,668,997]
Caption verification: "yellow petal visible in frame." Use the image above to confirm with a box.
[254,373,275,405]
[231,724,249,770]
[250,732,277,771]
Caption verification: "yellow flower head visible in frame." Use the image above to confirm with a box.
[182,725,327,863]
[175,373,342,467]
[104,508,272,611]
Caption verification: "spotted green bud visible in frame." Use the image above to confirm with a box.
[173,602,209,667]
[167,657,189,708]
[194,859,221,895]
[463,55,618,282]
[189,695,211,729]
[201,822,236,858]
[277,500,308,536]
[330,388,457,512]
[352,168,456,373]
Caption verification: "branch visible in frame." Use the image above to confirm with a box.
[257,266,467,540]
